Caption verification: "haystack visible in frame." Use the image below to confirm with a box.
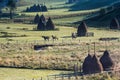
[37,18,45,30]
[92,54,103,73]
[46,17,55,30]
[100,50,114,71]
[40,14,46,24]
[33,14,39,24]
[110,18,120,29]
[77,21,88,36]
[82,54,93,74]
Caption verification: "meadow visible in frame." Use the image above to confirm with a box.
[0,67,69,80]
[0,0,120,79]
[0,23,119,71]
[0,23,119,42]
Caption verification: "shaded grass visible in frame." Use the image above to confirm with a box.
[0,67,68,80]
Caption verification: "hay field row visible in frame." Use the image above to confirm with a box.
[0,23,119,42]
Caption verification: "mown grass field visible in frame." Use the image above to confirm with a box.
[0,68,69,80]
[0,0,120,79]
[0,23,119,42]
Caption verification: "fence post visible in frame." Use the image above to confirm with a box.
[68,75,71,80]
[75,75,78,80]
[79,40,80,43]
[47,76,49,80]
[62,39,64,44]
[55,75,56,80]
[41,77,42,80]
[62,75,64,80]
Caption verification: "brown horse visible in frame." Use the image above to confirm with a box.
[42,36,50,41]
[51,35,58,40]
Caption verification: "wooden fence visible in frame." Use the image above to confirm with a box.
[47,69,120,80]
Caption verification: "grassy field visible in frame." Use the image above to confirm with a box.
[0,68,69,80]
[0,22,119,71]
[20,8,99,16]
[0,23,119,42]
[0,0,120,79]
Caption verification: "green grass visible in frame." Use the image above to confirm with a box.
[53,16,86,26]
[17,0,69,12]
[20,8,99,16]
[70,0,118,11]
[23,0,67,4]
[0,68,69,80]
[0,23,119,42]
[0,23,76,42]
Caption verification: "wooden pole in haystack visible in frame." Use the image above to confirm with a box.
[92,54,103,73]
[105,40,108,50]
[94,42,96,54]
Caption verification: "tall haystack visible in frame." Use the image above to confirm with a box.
[100,50,114,71]
[77,21,88,36]
[36,4,41,11]
[110,18,120,29]
[40,14,46,24]
[42,5,48,12]
[33,14,40,24]
[92,54,103,73]
[46,17,55,30]
[82,54,93,74]
[37,18,45,30]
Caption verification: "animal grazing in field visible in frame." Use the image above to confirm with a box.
[42,36,50,41]
[51,35,58,40]
[71,32,77,39]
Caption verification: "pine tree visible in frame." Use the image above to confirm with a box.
[46,17,55,30]
[6,0,17,19]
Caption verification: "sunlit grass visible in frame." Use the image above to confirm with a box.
[0,23,119,42]
[20,8,99,17]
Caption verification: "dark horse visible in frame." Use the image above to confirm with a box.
[71,32,77,39]
[42,36,50,41]
[51,35,58,40]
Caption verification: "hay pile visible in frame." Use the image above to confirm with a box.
[83,50,114,74]
[92,54,103,73]
[100,50,114,71]
[82,54,93,74]
[110,18,120,29]
[77,21,88,36]
[83,54,103,74]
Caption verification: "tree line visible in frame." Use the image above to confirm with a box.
[0,0,17,19]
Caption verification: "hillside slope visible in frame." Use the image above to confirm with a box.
[24,0,66,4]
[70,0,119,11]
[74,8,120,28]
